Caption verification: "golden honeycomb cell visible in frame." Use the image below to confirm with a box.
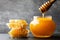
[8,28,21,38]
[7,19,28,29]
[8,28,29,38]
[7,23,16,29]
[9,19,15,23]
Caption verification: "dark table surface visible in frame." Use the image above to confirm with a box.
[0,33,60,40]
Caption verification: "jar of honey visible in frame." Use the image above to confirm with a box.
[30,16,56,38]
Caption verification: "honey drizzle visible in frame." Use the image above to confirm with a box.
[42,13,45,18]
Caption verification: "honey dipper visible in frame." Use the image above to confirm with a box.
[39,0,56,13]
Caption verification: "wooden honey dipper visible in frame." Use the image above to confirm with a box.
[39,0,56,13]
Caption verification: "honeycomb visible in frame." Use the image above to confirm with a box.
[7,19,29,38]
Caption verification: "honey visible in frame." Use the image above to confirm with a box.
[7,19,29,38]
[30,0,56,38]
[30,16,56,38]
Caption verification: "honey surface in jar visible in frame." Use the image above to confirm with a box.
[30,16,56,38]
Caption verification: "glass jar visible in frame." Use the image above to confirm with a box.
[30,16,56,38]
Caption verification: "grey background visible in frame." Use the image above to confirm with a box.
[0,0,60,33]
